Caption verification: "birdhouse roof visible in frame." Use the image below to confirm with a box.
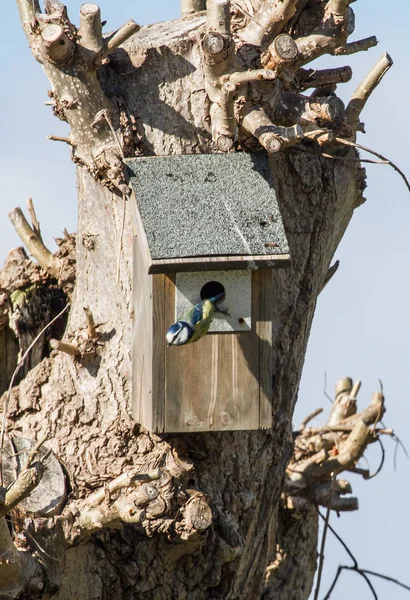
[125,152,290,273]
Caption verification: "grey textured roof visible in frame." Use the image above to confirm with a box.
[126,152,289,263]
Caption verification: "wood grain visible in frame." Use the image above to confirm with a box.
[257,270,274,428]
[152,274,166,431]
[164,272,265,432]
[132,235,154,430]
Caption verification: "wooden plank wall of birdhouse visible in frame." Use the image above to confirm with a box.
[132,231,166,432]
[163,270,273,432]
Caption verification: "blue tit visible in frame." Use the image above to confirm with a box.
[166,292,225,347]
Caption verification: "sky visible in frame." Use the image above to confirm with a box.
[1,2,410,599]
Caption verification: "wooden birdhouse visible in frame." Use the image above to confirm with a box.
[126,152,290,433]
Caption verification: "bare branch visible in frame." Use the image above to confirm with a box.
[210,86,237,151]
[26,197,42,242]
[49,339,80,356]
[207,0,231,35]
[297,66,352,90]
[345,53,393,128]
[47,134,74,145]
[83,307,98,339]
[313,473,336,600]
[260,33,298,71]
[99,20,141,62]
[238,0,298,47]
[22,434,49,471]
[16,0,37,41]
[360,569,410,593]
[241,105,302,152]
[327,377,357,426]
[326,0,349,18]
[44,0,65,16]
[299,407,323,431]
[226,68,275,85]
[0,463,44,518]
[319,260,340,294]
[77,500,146,534]
[40,24,75,65]
[8,207,57,276]
[181,0,206,17]
[334,35,378,56]
[335,137,410,194]
[85,468,162,507]
[79,3,104,54]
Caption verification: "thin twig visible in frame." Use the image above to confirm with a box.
[319,512,410,599]
[9,207,57,274]
[319,260,340,294]
[22,434,49,471]
[322,152,389,165]
[83,307,98,339]
[314,473,336,600]
[392,432,409,471]
[360,569,410,592]
[318,510,357,566]
[27,197,42,241]
[365,436,385,480]
[0,303,70,485]
[47,135,73,145]
[291,144,390,165]
[323,372,333,404]
[335,137,410,194]
[299,408,323,431]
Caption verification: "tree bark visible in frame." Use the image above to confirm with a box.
[0,2,380,599]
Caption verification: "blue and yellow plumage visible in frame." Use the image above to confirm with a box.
[166,293,224,346]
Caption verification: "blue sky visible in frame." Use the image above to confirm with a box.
[1,2,410,598]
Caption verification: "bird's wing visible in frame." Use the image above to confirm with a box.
[182,302,203,327]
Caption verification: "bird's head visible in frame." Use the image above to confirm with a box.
[166,321,193,346]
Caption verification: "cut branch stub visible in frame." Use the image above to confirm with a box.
[2,436,66,518]
[181,0,206,17]
[40,23,74,65]
[327,377,358,426]
[238,0,298,47]
[241,105,303,152]
[260,33,298,71]
[297,66,352,91]
[345,52,393,130]
[16,1,139,193]
[8,207,57,277]
[206,0,231,35]
[274,92,345,127]
[202,1,236,149]
[79,3,104,54]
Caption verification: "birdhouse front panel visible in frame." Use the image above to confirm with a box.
[163,270,273,432]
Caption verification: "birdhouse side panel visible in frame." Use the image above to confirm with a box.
[256,270,274,428]
[132,239,166,432]
[164,274,261,432]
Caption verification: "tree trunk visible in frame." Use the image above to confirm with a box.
[0,1,386,598]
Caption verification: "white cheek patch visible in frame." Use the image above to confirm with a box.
[175,325,190,345]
